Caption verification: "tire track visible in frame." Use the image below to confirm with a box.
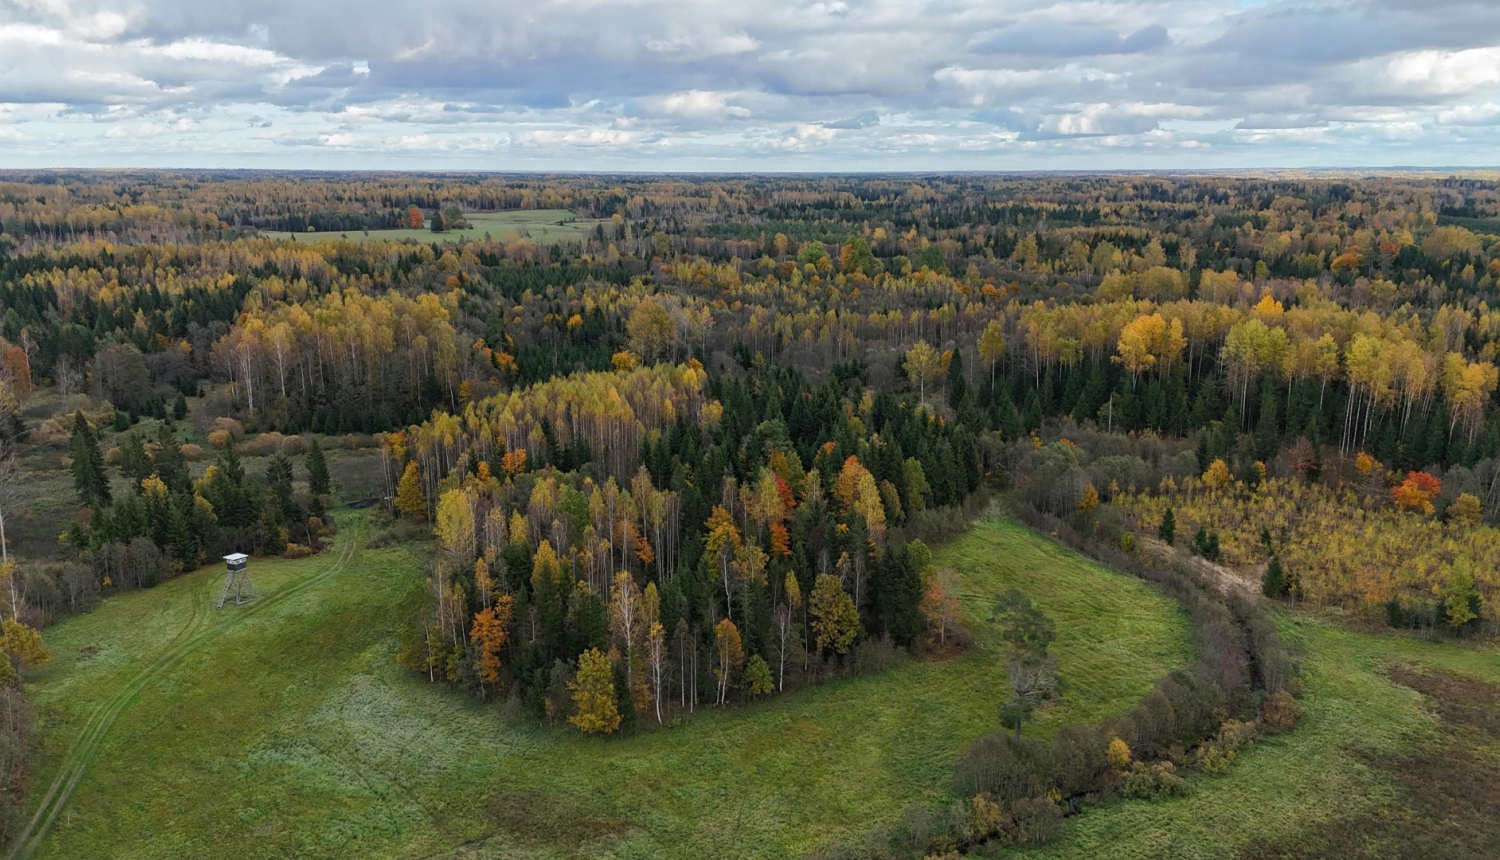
[8,524,361,860]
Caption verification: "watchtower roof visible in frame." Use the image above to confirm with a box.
[223,553,249,563]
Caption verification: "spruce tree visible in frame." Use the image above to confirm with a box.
[70,411,111,509]
[118,430,153,492]
[172,391,188,421]
[1158,507,1176,546]
[1262,555,1288,598]
[152,423,190,495]
[306,436,330,498]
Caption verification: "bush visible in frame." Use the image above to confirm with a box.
[179,443,204,461]
[1261,690,1300,733]
[1120,761,1189,800]
[284,543,314,559]
[279,435,306,456]
[1010,797,1062,844]
[954,729,1055,803]
[240,432,285,457]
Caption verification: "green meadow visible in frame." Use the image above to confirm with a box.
[262,210,595,245]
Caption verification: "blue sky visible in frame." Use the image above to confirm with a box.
[2,0,1499,169]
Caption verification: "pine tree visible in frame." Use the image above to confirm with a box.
[166,498,198,568]
[306,436,330,498]
[118,430,153,492]
[152,423,190,495]
[1262,555,1288,598]
[1158,508,1176,546]
[172,391,188,421]
[70,411,111,508]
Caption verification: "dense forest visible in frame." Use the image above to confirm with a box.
[0,169,1496,847]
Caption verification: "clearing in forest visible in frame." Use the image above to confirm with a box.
[18,515,1189,858]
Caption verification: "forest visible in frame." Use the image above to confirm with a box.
[0,169,1497,855]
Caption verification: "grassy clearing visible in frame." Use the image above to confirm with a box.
[262,210,597,245]
[1012,609,1500,860]
[19,515,1190,859]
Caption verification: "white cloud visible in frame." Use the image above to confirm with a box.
[0,0,1498,167]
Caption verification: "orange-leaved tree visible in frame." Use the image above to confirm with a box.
[1392,471,1441,515]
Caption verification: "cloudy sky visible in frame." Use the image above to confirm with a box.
[1,0,1499,169]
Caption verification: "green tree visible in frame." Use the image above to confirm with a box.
[70,411,111,509]
[991,589,1058,738]
[118,430,153,492]
[744,654,774,696]
[172,391,188,421]
[904,341,942,407]
[1445,558,1481,628]
[1158,508,1176,546]
[568,647,621,734]
[809,574,861,655]
[306,436,331,498]
[1262,555,1289,598]
[153,423,190,495]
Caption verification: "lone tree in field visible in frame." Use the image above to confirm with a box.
[991,588,1058,738]
[394,461,427,520]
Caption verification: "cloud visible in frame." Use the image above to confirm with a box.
[0,0,1498,167]
[973,24,1168,57]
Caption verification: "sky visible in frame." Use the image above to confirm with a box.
[2,0,1500,170]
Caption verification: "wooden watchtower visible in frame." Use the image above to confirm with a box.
[218,553,255,609]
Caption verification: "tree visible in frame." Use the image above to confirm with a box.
[470,595,514,688]
[568,647,621,734]
[626,299,676,364]
[1076,483,1099,515]
[1158,508,1176,546]
[1107,737,1132,771]
[1445,558,1481,628]
[154,423,191,495]
[407,206,423,229]
[991,589,1057,738]
[772,571,801,691]
[434,489,476,563]
[118,430,153,492]
[0,617,48,677]
[1392,471,1441,515]
[744,654,774,696]
[713,618,744,705]
[809,574,860,655]
[70,411,111,509]
[306,436,331,498]
[1262,555,1289,599]
[645,621,667,724]
[904,341,942,407]
[394,461,427,520]
[1202,459,1232,490]
[977,321,1007,385]
[919,567,961,648]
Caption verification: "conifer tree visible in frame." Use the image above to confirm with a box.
[1158,507,1176,546]
[306,436,330,498]
[70,411,111,508]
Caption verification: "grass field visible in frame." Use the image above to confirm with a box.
[261,210,596,245]
[16,516,1192,859]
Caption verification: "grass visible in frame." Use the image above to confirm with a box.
[1012,607,1500,859]
[18,515,1191,859]
[261,210,598,245]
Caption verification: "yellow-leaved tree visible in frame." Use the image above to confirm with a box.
[394,461,427,520]
[569,647,620,734]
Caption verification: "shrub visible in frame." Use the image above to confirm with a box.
[1010,797,1062,844]
[279,435,306,456]
[1261,690,1300,733]
[284,543,314,559]
[1119,531,1136,552]
[955,730,1055,803]
[179,443,204,461]
[240,432,285,457]
[1120,761,1189,800]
